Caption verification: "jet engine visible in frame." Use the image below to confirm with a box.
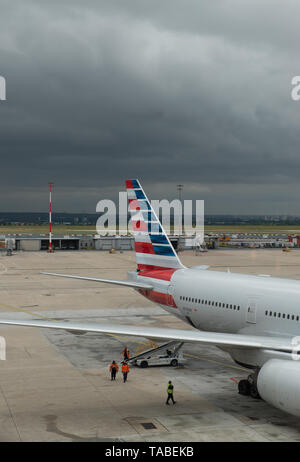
[257,359,300,417]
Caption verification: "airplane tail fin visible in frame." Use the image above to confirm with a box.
[126,179,184,272]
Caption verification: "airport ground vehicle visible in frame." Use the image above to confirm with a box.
[132,342,186,368]
[136,352,185,368]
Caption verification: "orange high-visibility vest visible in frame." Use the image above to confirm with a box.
[122,363,130,373]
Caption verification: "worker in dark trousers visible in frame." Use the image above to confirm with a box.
[123,346,130,361]
[109,361,119,381]
[166,380,176,405]
[121,362,130,383]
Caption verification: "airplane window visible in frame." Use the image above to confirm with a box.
[278,313,281,318]
[292,315,295,320]
[297,316,299,321]
[283,314,285,318]
[222,303,225,308]
[189,297,191,302]
[230,304,232,309]
[273,312,276,317]
[226,304,228,308]
[237,306,240,310]
[287,314,290,319]
[270,311,272,316]
[205,300,207,304]
[212,301,214,306]
[208,301,211,305]
[265,311,268,315]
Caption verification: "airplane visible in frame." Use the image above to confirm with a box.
[0,179,300,418]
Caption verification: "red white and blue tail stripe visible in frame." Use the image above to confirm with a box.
[126,179,184,272]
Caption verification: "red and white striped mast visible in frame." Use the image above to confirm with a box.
[48,182,54,253]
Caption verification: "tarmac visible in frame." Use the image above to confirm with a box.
[1,248,300,441]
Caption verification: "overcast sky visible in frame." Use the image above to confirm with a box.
[0,0,300,214]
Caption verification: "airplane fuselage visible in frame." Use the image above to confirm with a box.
[137,268,300,368]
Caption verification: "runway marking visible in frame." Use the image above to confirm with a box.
[0,303,58,321]
[230,376,247,384]
[107,333,157,351]
[183,353,249,372]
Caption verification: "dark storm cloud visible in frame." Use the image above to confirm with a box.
[0,0,300,213]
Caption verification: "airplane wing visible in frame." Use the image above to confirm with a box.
[0,318,294,353]
[41,272,153,290]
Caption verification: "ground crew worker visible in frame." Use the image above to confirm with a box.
[121,362,130,383]
[109,360,119,381]
[123,346,130,361]
[166,380,176,405]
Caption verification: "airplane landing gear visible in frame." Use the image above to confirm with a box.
[238,379,250,395]
[238,368,261,399]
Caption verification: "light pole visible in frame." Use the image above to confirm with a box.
[48,182,54,253]
[177,184,183,203]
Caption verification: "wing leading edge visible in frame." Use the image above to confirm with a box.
[0,318,294,353]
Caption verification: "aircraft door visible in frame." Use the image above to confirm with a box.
[246,298,257,324]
